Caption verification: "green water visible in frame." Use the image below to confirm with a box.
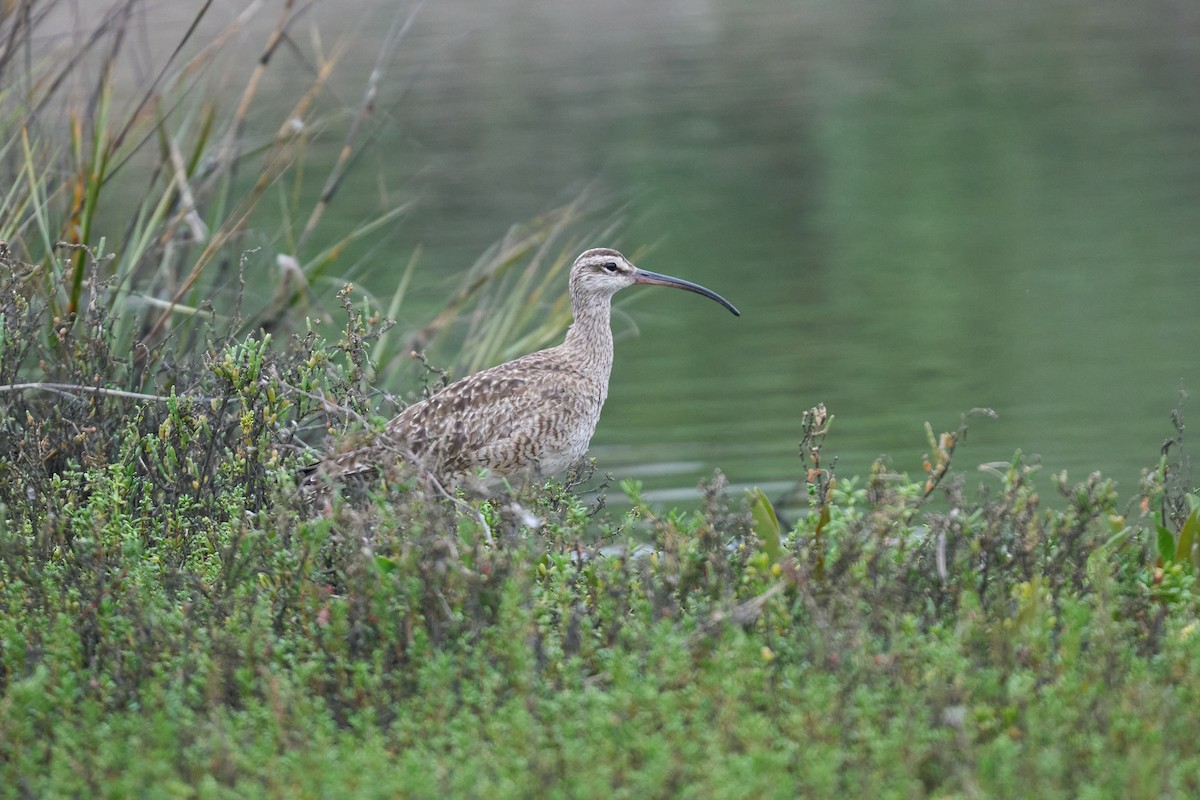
[155,1,1200,500]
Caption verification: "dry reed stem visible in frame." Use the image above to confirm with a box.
[143,2,350,344]
[204,0,297,197]
[295,0,426,255]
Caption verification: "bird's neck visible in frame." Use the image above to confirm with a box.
[562,293,615,378]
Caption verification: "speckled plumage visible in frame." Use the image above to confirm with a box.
[305,247,738,494]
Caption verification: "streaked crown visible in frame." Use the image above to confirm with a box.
[569,248,638,298]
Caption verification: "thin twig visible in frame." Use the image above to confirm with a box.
[427,471,495,547]
[921,407,998,502]
[273,375,373,428]
[0,381,232,405]
[164,132,209,243]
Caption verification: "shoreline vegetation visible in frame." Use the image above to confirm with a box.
[2,3,1199,797]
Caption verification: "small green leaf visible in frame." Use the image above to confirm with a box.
[1176,506,1200,569]
[375,556,398,575]
[620,479,644,505]
[815,503,831,538]
[748,487,782,565]
[1157,525,1176,565]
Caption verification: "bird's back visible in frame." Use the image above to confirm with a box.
[310,344,607,492]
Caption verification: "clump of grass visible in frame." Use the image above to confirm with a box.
[0,0,612,529]
[4,244,1200,794]
[0,0,611,445]
[0,1,438,371]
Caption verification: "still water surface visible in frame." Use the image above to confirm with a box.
[148,1,1200,502]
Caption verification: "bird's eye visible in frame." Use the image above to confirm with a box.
[602,262,619,273]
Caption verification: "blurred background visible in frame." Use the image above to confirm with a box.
[51,0,1200,502]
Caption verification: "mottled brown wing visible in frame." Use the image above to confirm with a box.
[384,349,597,477]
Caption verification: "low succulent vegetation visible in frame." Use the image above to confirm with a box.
[3,247,1199,797]
[2,2,1199,798]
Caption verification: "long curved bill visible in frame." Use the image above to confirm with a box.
[632,268,740,316]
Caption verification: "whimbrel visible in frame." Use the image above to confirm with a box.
[305,248,739,496]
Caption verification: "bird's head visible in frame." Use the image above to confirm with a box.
[568,248,740,316]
